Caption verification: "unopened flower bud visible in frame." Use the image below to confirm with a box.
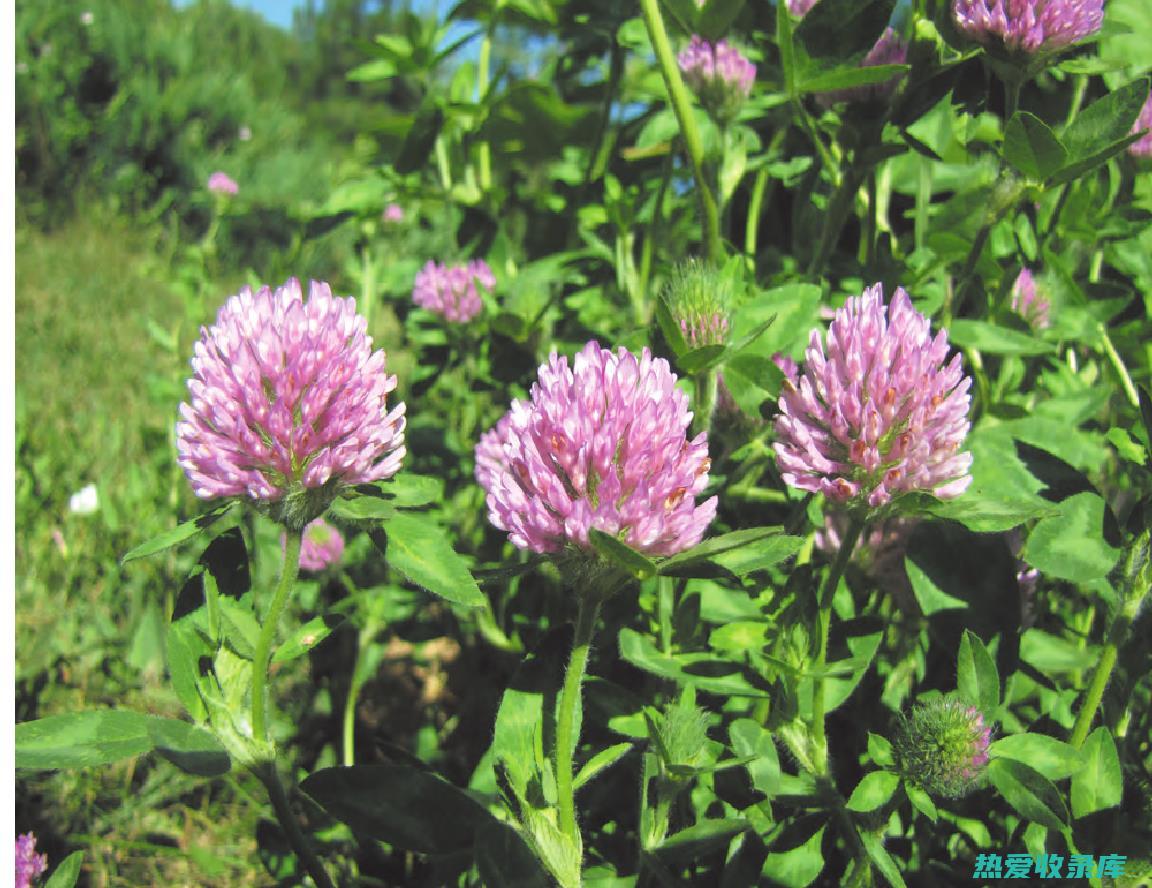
[893,698,992,799]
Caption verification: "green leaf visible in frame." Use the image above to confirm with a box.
[989,734,1083,781]
[652,819,747,866]
[589,529,657,580]
[655,294,690,356]
[492,628,569,803]
[957,630,1000,714]
[216,598,259,660]
[904,782,937,822]
[147,717,231,777]
[708,535,804,577]
[794,0,894,61]
[395,102,445,175]
[574,742,633,791]
[271,615,340,664]
[16,711,153,770]
[475,819,551,888]
[798,64,907,96]
[301,764,493,855]
[846,771,900,812]
[121,504,233,563]
[948,319,1055,355]
[1003,112,1068,180]
[658,526,789,576]
[699,0,746,42]
[384,512,485,607]
[762,821,825,887]
[777,0,795,95]
[859,829,908,888]
[904,557,968,616]
[1023,492,1122,583]
[1060,77,1148,161]
[166,620,208,722]
[1071,728,1122,818]
[730,719,781,797]
[619,629,769,697]
[867,733,895,768]
[677,344,729,374]
[44,851,84,888]
[823,630,883,713]
[986,758,1070,831]
[1106,426,1147,464]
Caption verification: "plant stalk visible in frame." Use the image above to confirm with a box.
[556,595,603,847]
[638,0,723,264]
[255,762,336,888]
[252,529,302,743]
[811,515,865,774]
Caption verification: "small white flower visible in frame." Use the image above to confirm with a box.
[69,484,99,515]
[238,125,252,142]
[80,10,95,25]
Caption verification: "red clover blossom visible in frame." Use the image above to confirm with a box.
[1010,268,1051,329]
[952,0,1104,54]
[1130,89,1152,158]
[678,36,756,122]
[177,279,406,530]
[412,260,496,323]
[207,171,239,196]
[16,833,48,888]
[476,342,718,556]
[774,283,973,511]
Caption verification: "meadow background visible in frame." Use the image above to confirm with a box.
[14,0,1152,885]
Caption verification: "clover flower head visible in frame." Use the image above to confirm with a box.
[207,171,239,196]
[476,342,718,556]
[1010,268,1051,329]
[665,260,732,348]
[678,36,756,122]
[1130,89,1152,158]
[817,28,908,106]
[383,203,405,223]
[176,278,407,530]
[412,260,495,323]
[284,518,345,571]
[894,699,992,798]
[774,283,973,511]
[16,833,48,888]
[788,0,820,16]
[952,0,1104,54]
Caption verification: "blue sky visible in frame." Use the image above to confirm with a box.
[180,0,442,30]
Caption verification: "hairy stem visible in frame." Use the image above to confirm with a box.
[255,762,336,888]
[811,515,865,774]
[638,0,723,264]
[556,596,603,848]
[252,529,302,743]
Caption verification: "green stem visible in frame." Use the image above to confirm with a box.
[1068,642,1118,749]
[342,623,375,767]
[638,0,723,264]
[478,30,492,193]
[692,369,718,438]
[1069,552,1149,748]
[1097,323,1141,409]
[360,243,376,335]
[744,167,770,269]
[252,530,302,744]
[556,596,603,848]
[811,515,865,775]
[808,163,864,277]
[255,762,336,888]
